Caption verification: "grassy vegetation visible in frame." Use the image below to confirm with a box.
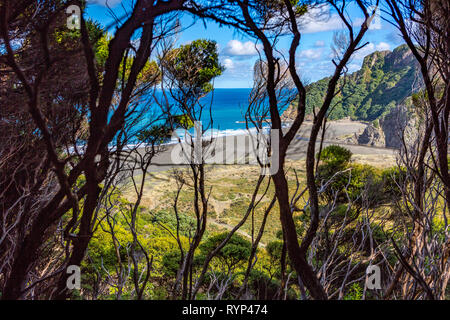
[79,146,450,300]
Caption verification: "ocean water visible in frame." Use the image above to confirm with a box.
[126,88,290,146]
[148,88,254,134]
[71,89,277,152]
[138,88,258,140]
[202,88,254,133]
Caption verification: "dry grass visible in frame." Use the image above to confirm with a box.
[121,153,398,245]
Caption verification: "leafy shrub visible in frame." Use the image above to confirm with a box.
[152,210,196,237]
[345,164,382,202]
[317,146,406,207]
[317,146,353,189]
[168,39,224,95]
[266,241,283,261]
[319,161,384,206]
[137,124,173,144]
[373,119,380,129]
[162,251,182,278]
[170,114,194,130]
[248,270,284,300]
[264,240,291,279]
[381,166,406,197]
[344,283,363,300]
[318,145,353,168]
[161,250,203,278]
[199,233,251,272]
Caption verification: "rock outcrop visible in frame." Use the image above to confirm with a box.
[357,125,385,147]
[380,105,410,149]
[355,105,414,149]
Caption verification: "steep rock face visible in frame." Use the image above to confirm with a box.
[357,125,385,147]
[380,105,410,149]
[384,45,417,72]
[355,105,413,149]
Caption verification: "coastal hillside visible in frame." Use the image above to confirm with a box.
[283,44,419,121]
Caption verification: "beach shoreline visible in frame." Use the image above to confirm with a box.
[130,120,396,172]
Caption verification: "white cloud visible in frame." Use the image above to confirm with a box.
[353,6,383,30]
[385,31,404,45]
[298,5,344,34]
[222,58,234,69]
[301,4,383,34]
[354,11,382,30]
[297,60,336,82]
[220,57,252,78]
[222,40,261,57]
[347,63,362,73]
[353,43,375,60]
[352,42,392,60]
[298,48,323,60]
[376,42,391,51]
[314,40,326,48]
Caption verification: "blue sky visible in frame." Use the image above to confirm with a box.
[86,1,405,88]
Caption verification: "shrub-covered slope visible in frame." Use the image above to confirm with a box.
[284,45,419,121]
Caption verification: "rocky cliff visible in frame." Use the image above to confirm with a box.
[355,104,413,149]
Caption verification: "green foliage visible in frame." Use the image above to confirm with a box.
[247,270,285,300]
[317,146,353,197]
[318,145,353,168]
[135,60,161,85]
[373,119,380,129]
[345,164,382,203]
[54,19,106,67]
[293,3,308,15]
[54,17,99,43]
[170,114,194,130]
[88,219,133,273]
[162,251,184,278]
[94,33,111,68]
[94,32,160,85]
[166,39,224,95]
[381,166,406,197]
[266,241,283,261]
[152,210,196,238]
[137,124,173,144]
[344,283,363,300]
[199,233,251,271]
[264,240,290,279]
[317,146,405,207]
[84,190,192,290]
[137,114,194,144]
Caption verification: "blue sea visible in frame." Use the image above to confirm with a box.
[136,88,270,140]
[154,88,253,133]
[117,88,292,147]
[200,88,254,132]
[63,88,294,155]
[72,89,283,152]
